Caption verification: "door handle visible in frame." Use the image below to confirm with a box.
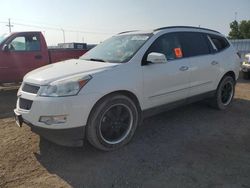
[35,55,42,60]
[179,66,189,71]
[211,61,219,65]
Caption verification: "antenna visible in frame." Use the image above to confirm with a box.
[6,18,13,33]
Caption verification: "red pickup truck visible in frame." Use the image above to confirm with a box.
[0,32,88,83]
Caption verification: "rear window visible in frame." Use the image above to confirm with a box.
[178,32,210,57]
[209,35,229,52]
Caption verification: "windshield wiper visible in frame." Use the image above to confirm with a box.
[89,58,106,62]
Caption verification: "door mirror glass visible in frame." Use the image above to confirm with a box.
[147,52,167,64]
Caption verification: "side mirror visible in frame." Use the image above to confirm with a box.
[2,44,9,52]
[147,52,167,64]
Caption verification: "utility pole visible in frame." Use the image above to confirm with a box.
[61,28,65,43]
[6,18,13,33]
[235,12,238,21]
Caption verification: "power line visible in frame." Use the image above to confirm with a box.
[13,22,61,31]
[10,21,114,35]
[1,18,114,35]
[12,17,114,34]
[0,18,115,43]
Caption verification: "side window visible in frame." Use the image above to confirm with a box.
[26,35,41,51]
[8,35,41,51]
[178,32,210,57]
[146,33,183,61]
[209,35,229,52]
[8,36,26,51]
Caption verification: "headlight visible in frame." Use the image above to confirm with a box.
[39,75,92,97]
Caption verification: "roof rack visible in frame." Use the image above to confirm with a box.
[154,26,220,34]
[118,30,139,35]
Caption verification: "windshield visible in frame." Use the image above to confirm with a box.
[81,34,151,63]
[0,33,10,44]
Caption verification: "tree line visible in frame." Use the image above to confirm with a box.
[228,20,250,39]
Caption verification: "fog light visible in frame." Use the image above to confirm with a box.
[39,115,67,125]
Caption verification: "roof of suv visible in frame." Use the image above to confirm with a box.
[154,26,220,34]
[118,26,221,35]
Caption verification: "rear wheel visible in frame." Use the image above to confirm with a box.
[86,94,140,151]
[210,76,235,110]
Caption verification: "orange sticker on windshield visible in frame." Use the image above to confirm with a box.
[174,48,183,58]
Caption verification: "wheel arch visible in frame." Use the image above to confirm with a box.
[223,71,236,81]
[105,90,142,110]
[87,90,142,124]
[217,71,236,88]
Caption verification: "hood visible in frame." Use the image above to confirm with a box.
[24,59,119,85]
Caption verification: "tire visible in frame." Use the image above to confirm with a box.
[210,76,235,110]
[86,94,140,151]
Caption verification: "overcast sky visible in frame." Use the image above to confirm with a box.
[0,0,249,45]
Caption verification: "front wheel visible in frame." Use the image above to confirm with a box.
[86,94,140,151]
[210,76,235,110]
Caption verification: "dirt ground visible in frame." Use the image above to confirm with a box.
[0,79,250,188]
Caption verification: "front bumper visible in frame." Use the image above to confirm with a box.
[15,92,95,129]
[241,63,250,72]
[14,110,85,147]
[15,87,101,147]
[26,118,85,147]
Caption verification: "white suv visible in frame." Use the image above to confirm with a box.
[14,26,240,151]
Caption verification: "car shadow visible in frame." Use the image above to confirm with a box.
[0,90,17,119]
[237,77,250,83]
[35,98,250,188]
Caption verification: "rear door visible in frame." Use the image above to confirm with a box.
[178,32,221,97]
[1,33,48,83]
[142,32,191,109]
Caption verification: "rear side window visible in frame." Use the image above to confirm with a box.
[178,32,210,57]
[209,35,229,52]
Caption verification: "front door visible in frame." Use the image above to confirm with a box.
[142,32,191,109]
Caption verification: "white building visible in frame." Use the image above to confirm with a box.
[230,39,250,57]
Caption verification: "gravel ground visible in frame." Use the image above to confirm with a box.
[0,79,250,188]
